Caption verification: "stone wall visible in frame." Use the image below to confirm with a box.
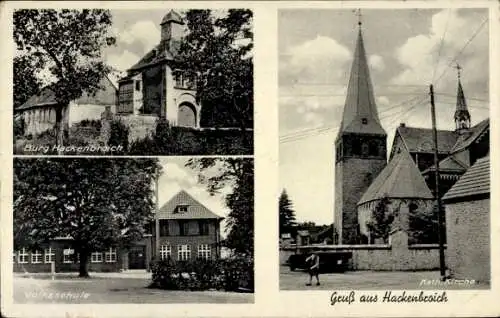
[280,230,446,271]
[445,199,490,283]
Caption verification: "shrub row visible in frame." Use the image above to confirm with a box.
[149,255,254,292]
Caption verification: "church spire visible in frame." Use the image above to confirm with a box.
[454,63,471,132]
[337,14,386,138]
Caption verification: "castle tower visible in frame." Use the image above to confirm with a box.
[454,64,471,133]
[160,10,185,53]
[334,19,387,244]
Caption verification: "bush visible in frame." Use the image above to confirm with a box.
[108,119,129,154]
[149,255,254,292]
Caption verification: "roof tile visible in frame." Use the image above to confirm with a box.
[442,156,490,201]
[157,189,223,220]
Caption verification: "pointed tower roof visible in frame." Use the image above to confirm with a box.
[358,149,434,206]
[455,78,468,113]
[338,25,386,137]
[161,10,184,25]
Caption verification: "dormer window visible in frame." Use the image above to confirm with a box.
[361,118,368,125]
[177,205,188,213]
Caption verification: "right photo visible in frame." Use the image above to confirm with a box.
[279,8,490,290]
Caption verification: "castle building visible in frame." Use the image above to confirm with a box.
[334,22,387,244]
[116,10,201,129]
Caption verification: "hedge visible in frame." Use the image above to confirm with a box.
[149,255,254,292]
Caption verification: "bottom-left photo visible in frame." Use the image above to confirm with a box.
[13,157,254,304]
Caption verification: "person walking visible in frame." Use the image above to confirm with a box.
[305,251,320,286]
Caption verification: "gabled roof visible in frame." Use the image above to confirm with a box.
[358,149,434,206]
[395,125,458,154]
[161,10,184,25]
[128,44,176,72]
[443,155,490,202]
[423,155,468,174]
[338,28,386,137]
[450,118,489,153]
[157,190,223,220]
[16,75,117,111]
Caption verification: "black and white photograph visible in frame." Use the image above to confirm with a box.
[13,157,254,303]
[279,8,490,290]
[13,8,253,155]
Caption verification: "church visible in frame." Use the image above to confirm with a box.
[334,20,490,245]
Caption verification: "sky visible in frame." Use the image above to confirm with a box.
[279,8,490,225]
[157,158,231,237]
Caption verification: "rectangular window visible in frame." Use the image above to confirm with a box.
[179,221,190,236]
[44,248,55,263]
[13,252,17,263]
[91,252,103,263]
[105,247,117,263]
[197,244,211,260]
[31,250,43,264]
[18,248,29,264]
[178,205,188,213]
[63,248,74,264]
[160,245,171,260]
[199,221,210,236]
[159,220,169,236]
[177,244,191,261]
[117,82,134,113]
[135,80,141,91]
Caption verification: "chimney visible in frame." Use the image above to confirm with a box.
[400,123,406,128]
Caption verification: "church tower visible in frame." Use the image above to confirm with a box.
[454,64,471,133]
[160,10,185,53]
[334,19,387,244]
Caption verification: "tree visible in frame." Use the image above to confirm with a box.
[13,9,116,149]
[14,158,160,277]
[178,10,253,134]
[186,158,253,255]
[279,189,296,237]
[408,202,441,244]
[14,55,42,110]
[365,196,394,244]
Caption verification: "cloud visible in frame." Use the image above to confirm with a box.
[392,9,488,90]
[281,35,351,84]
[106,50,140,72]
[116,20,161,55]
[369,54,385,71]
[162,162,197,186]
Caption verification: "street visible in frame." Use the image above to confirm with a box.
[14,272,254,304]
[280,266,490,290]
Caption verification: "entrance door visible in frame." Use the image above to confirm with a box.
[128,246,146,269]
[178,103,196,127]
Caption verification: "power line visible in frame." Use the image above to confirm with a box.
[434,18,488,85]
[434,93,489,103]
[432,9,452,83]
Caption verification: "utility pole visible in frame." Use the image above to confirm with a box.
[155,170,160,260]
[429,84,447,281]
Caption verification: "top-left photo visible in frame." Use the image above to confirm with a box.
[13,8,253,156]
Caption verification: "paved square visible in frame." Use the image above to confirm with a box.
[280,266,489,290]
[14,272,254,304]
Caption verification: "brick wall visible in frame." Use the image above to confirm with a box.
[445,199,490,283]
[335,157,386,244]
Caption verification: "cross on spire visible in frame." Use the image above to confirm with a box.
[355,9,362,27]
[454,62,462,79]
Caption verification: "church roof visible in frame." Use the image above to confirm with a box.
[338,27,386,137]
[16,75,117,111]
[395,125,458,154]
[442,155,490,202]
[455,79,469,116]
[450,118,489,153]
[157,190,223,220]
[161,10,183,25]
[358,149,434,206]
[422,155,468,174]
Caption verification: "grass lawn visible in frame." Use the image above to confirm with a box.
[280,266,490,290]
[14,273,254,304]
